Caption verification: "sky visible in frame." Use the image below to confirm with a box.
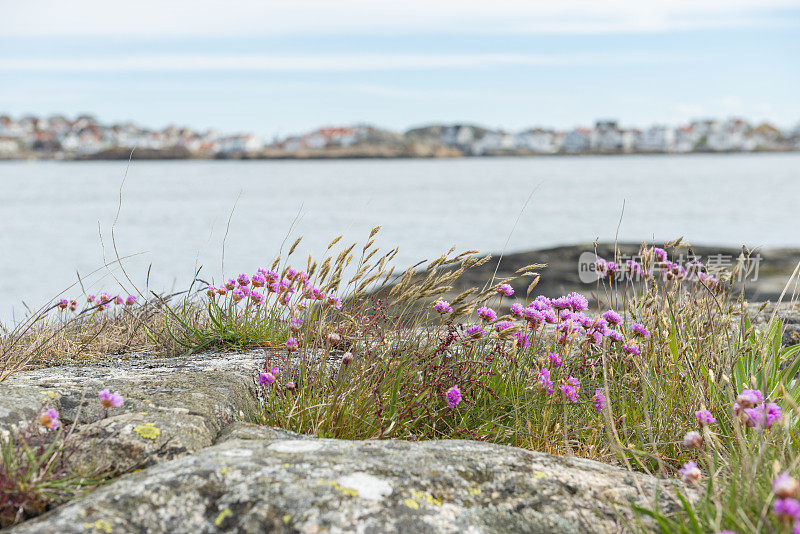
[1,0,799,138]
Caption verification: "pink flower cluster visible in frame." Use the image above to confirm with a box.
[446,385,462,408]
[733,389,783,429]
[56,293,139,313]
[204,266,343,311]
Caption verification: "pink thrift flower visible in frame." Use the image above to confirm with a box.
[206,286,216,297]
[327,295,343,309]
[694,409,717,425]
[683,430,703,450]
[494,320,515,332]
[466,324,486,339]
[774,498,800,521]
[622,343,641,356]
[744,402,783,429]
[496,284,514,297]
[113,295,124,305]
[774,473,799,499]
[289,318,303,331]
[559,377,580,403]
[58,299,69,309]
[538,368,553,395]
[259,372,277,386]
[679,461,701,483]
[548,352,562,366]
[514,331,529,347]
[433,300,453,314]
[607,330,624,343]
[237,273,250,286]
[286,337,299,353]
[125,295,137,306]
[39,408,60,430]
[446,385,462,408]
[99,389,124,408]
[477,307,497,323]
[736,389,764,409]
[592,389,606,413]
[631,323,650,338]
[510,303,525,316]
[327,332,341,344]
[601,310,622,325]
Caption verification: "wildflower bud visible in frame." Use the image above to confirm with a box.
[327,332,341,345]
[285,381,297,392]
[99,389,124,408]
[679,461,702,483]
[58,299,69,309]
[773,473,799,499]
[736,389,764,409]
[341,352,353,366]
[69,300,78,312]
[39,409,60,430]
[683,430,703,450]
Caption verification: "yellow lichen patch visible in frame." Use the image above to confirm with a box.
[83,519,113,533]
[214,508,233,526]
[402,498,420,509]
[133,423,161,440]
[325,480,358,497]
[42,391,56,399]
[532,470,547,479]
[283,514,292,524]
[283,463,290,468]
[220,467,230,475]
[468,487,481,496]
[425,495,442,506]
[410,490,425,500]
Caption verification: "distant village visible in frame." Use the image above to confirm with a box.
[1,113,798,160]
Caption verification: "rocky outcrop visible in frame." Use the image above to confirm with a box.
[0,350,267,472]
[1,351,687,533]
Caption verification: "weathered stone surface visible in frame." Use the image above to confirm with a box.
[0,350,268,471]
[8,428,682,533]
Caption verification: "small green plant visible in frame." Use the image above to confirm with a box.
[0,390,126,527]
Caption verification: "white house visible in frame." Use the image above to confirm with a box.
[218,134,262,153]
[471,131,514,155]
[514,129,557,153]
[635,126,675,152]
[562,129,593,153]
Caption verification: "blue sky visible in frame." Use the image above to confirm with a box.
[1,0,799,137]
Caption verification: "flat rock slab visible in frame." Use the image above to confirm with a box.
[8,424,680,534]
[0,350,269,471]
[1,351,686,533]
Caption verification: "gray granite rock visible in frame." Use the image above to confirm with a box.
[0,350,268,471]
[8,428,682,534]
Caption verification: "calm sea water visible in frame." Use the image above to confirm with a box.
[0,153,798,322]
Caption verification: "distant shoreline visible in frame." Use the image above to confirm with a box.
[1,147,797,162]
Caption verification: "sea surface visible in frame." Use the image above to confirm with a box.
[1,153,798,323]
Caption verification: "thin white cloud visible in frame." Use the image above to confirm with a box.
[0,51,694,72]
[2,0,798,36]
